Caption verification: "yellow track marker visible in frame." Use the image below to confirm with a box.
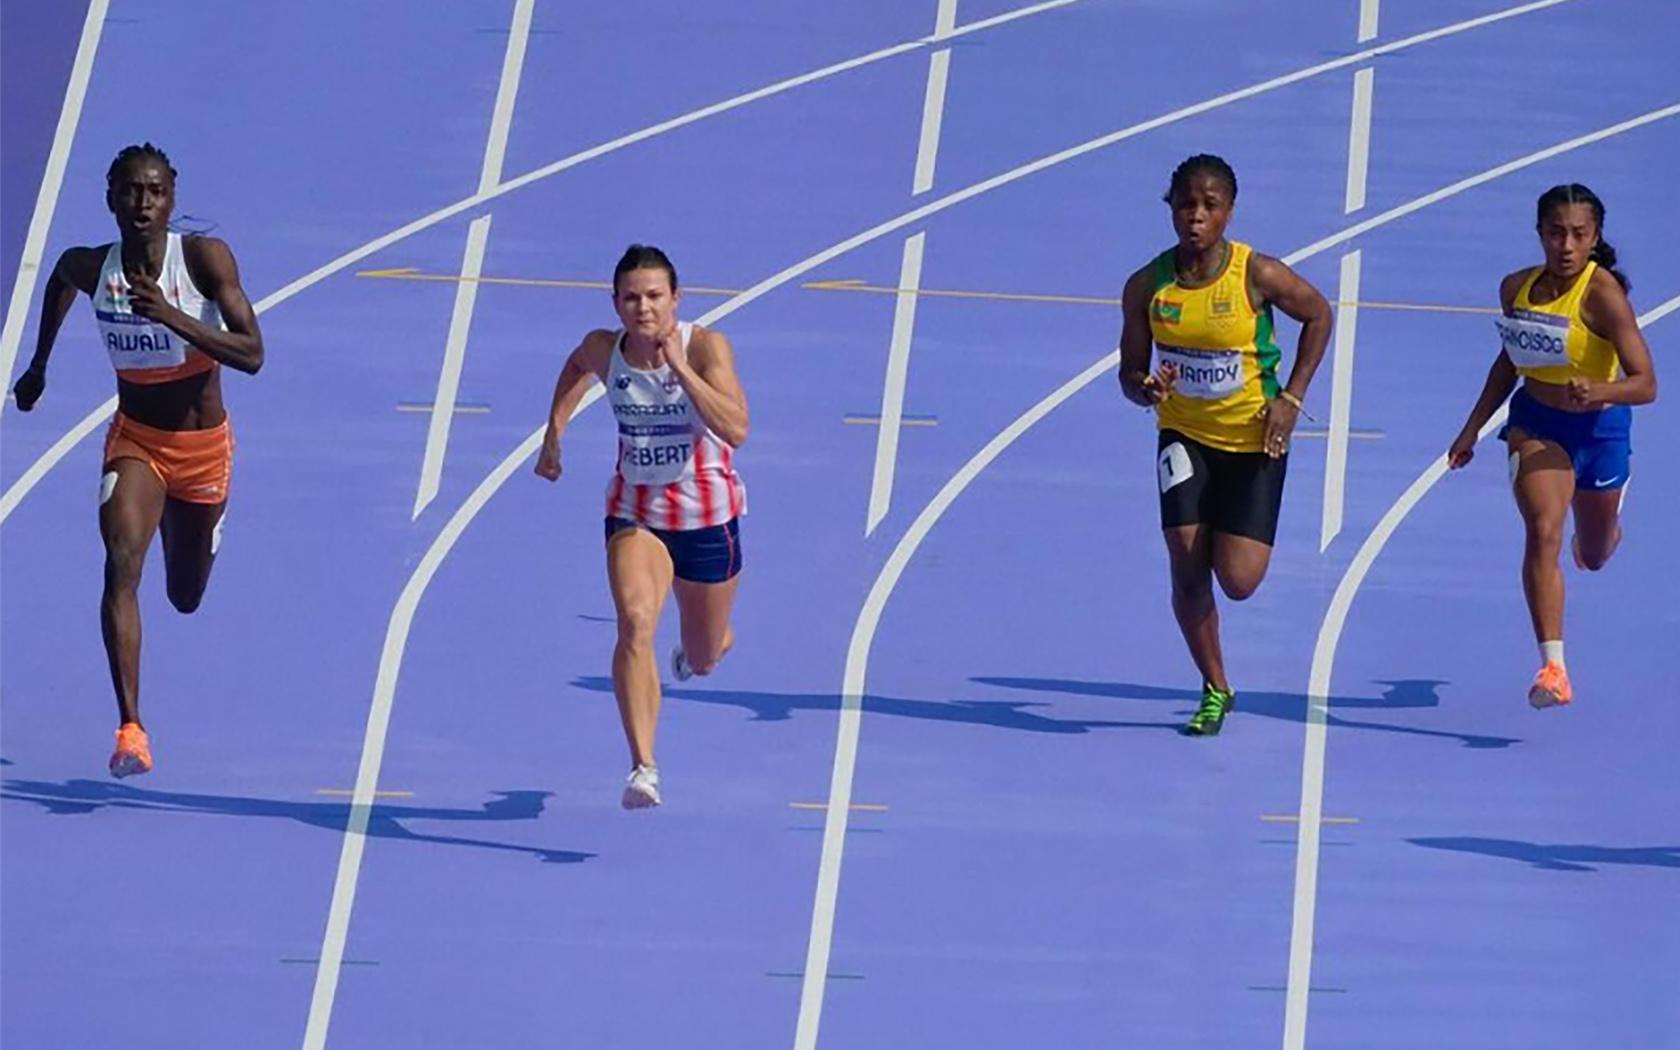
[358,267,1496,316]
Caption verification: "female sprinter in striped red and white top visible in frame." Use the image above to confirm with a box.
[535,245,748,810]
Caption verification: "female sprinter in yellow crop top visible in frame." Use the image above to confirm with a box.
[1448,184,1656,709]
[11,144,265,777]
[1117,154,1332,736]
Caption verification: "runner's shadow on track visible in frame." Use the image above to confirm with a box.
[0,779,592,864]
[967,677,1519,749]
[570,677,1178,734]
[1409,837,1680,872]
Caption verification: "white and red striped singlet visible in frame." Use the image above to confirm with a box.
[604,322,745,530]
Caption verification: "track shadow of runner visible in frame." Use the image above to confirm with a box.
[570,677,1176,734]
[967,677,1516,749]
[572,676,1511,746]
[1408,837,1680,872]
[0,779,592,864]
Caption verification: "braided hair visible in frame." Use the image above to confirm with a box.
[1163,153,1237,204]
[107,142,177,188]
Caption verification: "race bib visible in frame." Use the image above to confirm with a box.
[1158,441,1194,494]
[1496,310,1569,370]
[615,417,696,485]
[99,309,187,372]
[1156,345,1245,398]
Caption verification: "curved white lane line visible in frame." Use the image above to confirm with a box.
[0,394,115,522]
[1282,289,1680,1049]
[300,385,601,1048]
[0,0,1082,527]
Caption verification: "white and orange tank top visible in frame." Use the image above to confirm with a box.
[1497,262,1619,385]
[604,322,746,530]
[94,232,221,385]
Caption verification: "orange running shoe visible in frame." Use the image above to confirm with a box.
[1528,662,1573,710]
[109,722,153,778]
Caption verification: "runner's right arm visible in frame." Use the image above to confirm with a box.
[11,247,102,411]
[535,330,611,480]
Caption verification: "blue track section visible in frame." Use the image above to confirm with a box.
[2,3,1675,1048]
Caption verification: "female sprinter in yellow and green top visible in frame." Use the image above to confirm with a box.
[1117,154,1332,736]
[1448,184,1656,709]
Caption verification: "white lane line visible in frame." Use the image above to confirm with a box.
[283,5,1591,1044]
[0,395,115,523]
[301,382,604,1050]
[1284,289,1679,1050]
[411,0,534,519]
[935,0,959,37]
[1359,0,1381,42]
[912,50,953,195]
[911,0,956,196]
[413,214,494,518]
[866,232,928,536]
[803,352,1115,1049]
[1344,67,1375,213]
[0,0,1082,525]
[1321,250,1362,551]
[476,0,535,196]
[868,0,958,535]
[0,0,110,420]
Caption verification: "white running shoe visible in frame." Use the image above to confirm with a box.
[622,764,661,809]
[670,646,694,682]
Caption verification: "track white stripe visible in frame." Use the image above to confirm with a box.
[866,233,927,536]
[869,0,958,534]
[413,214,494,518]
[804,351,1121,1050]
[0,0,1081,526]
[1321,251,1362,551]
[0,0,110,420]
[301,384,604,1049]
[1358,0,1381,42]
[912,50,954,195]
[477,0,535,196]
[0,395,115,523]
[1344,67,1375,213]
[1284,288,1679,1049]
[411,0,534,518]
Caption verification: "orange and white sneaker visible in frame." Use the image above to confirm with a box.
[109,722,153,778]
[1527,662,1573,710]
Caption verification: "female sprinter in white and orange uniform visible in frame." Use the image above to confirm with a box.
[1448,183,1656,709]
[10,144,264,777]
[1117,154,1332,736]
[535,245,747,809]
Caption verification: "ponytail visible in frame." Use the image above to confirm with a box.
[1589,238,1630,292]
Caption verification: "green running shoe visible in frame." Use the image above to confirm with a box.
[1184,683,1235,736]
